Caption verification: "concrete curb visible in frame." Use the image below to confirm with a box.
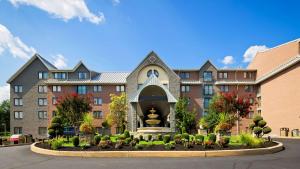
[31,141,283,158]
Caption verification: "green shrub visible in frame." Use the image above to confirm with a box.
[118,134,126,140]
[174,134,182,144]
[135,144,144,150]
[157,134,162,141]
[263,126,272,135]
[253,116,263,125]
[130,135,134,140]
[139,135,143,141]
[181,133,189,141]
[94,135,101,145]
[147,134,152,141]
[183,141,193,149]
[72,136,80,147]
[239,133,264,148]
[253,127,263,137]
[218,137,230,148]
[208,133,216,142]
[164,143,175,150]
[249,123,255,130]
[189,135,195,141]
[124,130,130,138]
[99,140,109,149]
[51,138,63,150]
[133,137,140,143]
[195,134,204,145]
[163,135,171,143]
[258,120,267,128]
[124,138,132,145]
[101,135,110,141]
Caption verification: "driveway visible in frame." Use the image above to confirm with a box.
[0,138,299,169]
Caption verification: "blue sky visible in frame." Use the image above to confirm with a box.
[1,0,300,101]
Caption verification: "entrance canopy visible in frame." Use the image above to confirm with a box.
[129,74,177,103]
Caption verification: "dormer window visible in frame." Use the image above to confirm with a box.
[54,72,66,79]
[147,69,159,77]
[78,72,87,79]
[203,71,212,82]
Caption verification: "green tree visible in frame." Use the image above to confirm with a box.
[249,115,272,137]
[48,116,64,138]
[79,113,95,144]
[56,93,92,129]
[107,92,127,133]
[0,100,10,135]
[175,97,196,133]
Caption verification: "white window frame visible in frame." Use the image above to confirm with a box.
[14,85,23,93]
[93,85,102,92]
[93,111,103,119]
[38,111,47,119]
[14,111,23,119]
[181,85,190,92]
[116,85,125,92]
[38,85,47,93]
[52,85,62,92]
[38,98,47,106]
[38,72,48,79]
[14,98,23,106]
[94,97,102,105]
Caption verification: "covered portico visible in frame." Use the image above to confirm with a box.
[129,75,177,133]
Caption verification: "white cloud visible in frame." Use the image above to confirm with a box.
[0,24,36,60]
[9,0,105,24]
[243,45,268,63]
[112,0,120,6]
[52,54,67,69]
[0,84,10,103]
[222,55,234,65]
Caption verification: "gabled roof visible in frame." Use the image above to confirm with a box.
[256,55,300,84]
[200,60,218,70]
[127,51,180,80]
[130,74,177,103]
[7,54,57,83]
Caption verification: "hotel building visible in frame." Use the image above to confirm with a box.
[7,39,300,138]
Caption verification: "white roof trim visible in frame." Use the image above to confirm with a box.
[256,55,300,84]
[215,81,256,85]
[130,74,177,103]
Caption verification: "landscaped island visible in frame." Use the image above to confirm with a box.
[36,131,277,151]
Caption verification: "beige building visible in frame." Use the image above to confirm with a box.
[248,39,300,137]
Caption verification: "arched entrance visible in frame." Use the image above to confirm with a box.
[138,85,170,128]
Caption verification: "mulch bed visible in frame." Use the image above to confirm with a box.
[35,141,277,151]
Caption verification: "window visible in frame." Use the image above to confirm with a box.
[14,85,23,93]
[258,110,261,115]
[38,98,47,106]
[14,127,22,134]
[78,72,88,79]
[204,98,211,109]
[179,72,190,79]
[38,85,47,93]
[54,72,66,79]
[244,85,254,92]
[52,85,61,92]
[147,69,159,77]
[244,72,252,79]
[52,97,58,105]
[204,85,213,95]
[249,98,254,104]
[38,72,48,79]
[94,97,102,105]
[38,127,47,135]
[93,85,102,92]
[116,85,125,92]
[38,111,47,119]
[14,111,23,119]
[220,85,229,92]
[218,72,228,79]
[181,85,190,92]
[203,71,213,82]
[77,85,87,94]
[202,111,208,117]
[247,111,254,119]
[14,98,23,106]
[93,111,103,119]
